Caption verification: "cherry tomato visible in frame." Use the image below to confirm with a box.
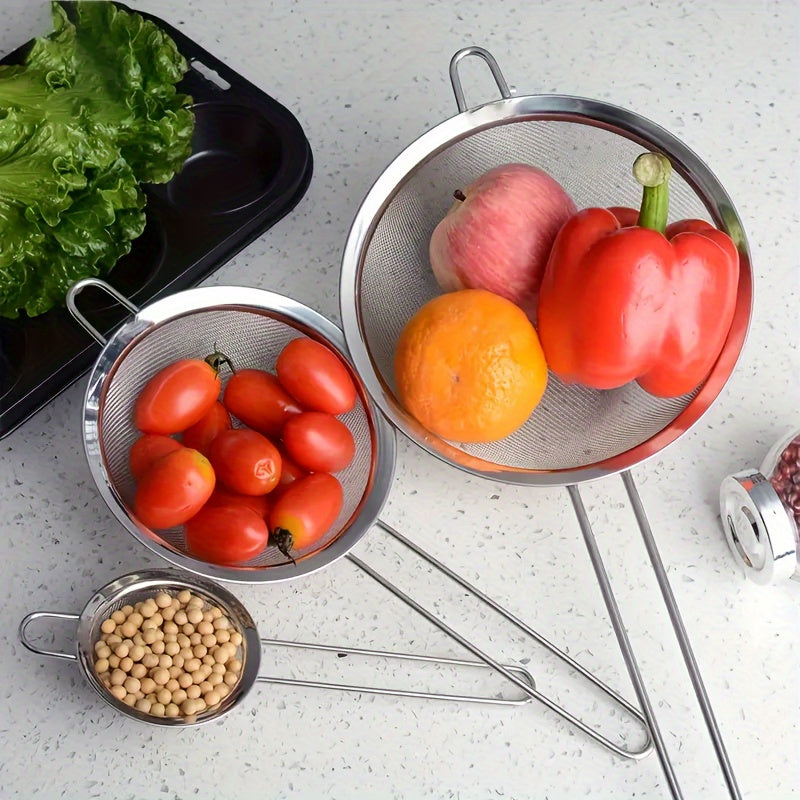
[276,338,357,415]
[129,434,183,481]
[185,505,269,565]
[134,354,228,435]
[268,472,343,557]
[205,486,271,519]
[282,411,355,473]
[181,401,231,455]
[272,444,307,497]
[133,447,215,529]
[223,369,302,437]
[209,428,282,496]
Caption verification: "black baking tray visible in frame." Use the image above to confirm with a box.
[0,2,313,439]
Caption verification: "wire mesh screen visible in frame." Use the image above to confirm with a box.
[76,573,256,726]
[97,306,375,568]
[357,118,711,471]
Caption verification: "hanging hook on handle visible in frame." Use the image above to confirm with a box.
[66,278,140,346]
[449,46,512,113]
[18,612,79,661]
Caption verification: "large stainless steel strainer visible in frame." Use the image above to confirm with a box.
[341,50,750,483]
[339,47,751,800]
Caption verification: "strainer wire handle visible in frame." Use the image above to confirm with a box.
[376,519,647,717]
[449,46,512,113]
[255,639,536,705]
[347,546,653,761]
[571,476,743,800]
[568,485,684,798]
[621,471,743,800]
[18,612,79,661]
[66,277,140,346]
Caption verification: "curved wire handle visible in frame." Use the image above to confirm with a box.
[18,612,79,661]
[66,277,140,346]
[255,639,536,705]
[449,46,512,112]
[350,520,653,761]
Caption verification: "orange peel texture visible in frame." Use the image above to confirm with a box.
[394,289,548,442]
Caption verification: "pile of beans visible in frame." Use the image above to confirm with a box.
[769,435,800,528]
[93,589,243,719]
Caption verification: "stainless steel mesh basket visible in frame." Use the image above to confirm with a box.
[68,282,395,584]
[340,51,751,486]
[18,570,260,727]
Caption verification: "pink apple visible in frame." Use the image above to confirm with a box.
[429,163,576,321]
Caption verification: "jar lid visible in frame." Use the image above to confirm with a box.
[720,470,798,584]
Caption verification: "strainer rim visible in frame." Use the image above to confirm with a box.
[82,285,397,583]
[76,568,261,727]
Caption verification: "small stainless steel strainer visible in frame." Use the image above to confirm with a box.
[18,568,538,726]
[18,570,261,727]
[339,47,751,799]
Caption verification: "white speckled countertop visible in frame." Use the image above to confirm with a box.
[0,1,798,798]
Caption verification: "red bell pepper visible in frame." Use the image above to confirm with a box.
[537,152,740,398]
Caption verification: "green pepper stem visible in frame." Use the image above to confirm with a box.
[633,152,672,234]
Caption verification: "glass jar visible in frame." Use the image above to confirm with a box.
[720,427,800,584]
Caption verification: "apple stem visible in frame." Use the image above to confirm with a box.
[453,189,466,202]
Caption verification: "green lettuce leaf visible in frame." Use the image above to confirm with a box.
[27,2,194,184]
[0,1,193,318]
[0,110,146,317]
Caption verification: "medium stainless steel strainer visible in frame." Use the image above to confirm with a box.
[67,279,395,583]
[66,278,653,758]
[339,47,752,800]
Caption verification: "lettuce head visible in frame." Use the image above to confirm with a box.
[0,1,194,318]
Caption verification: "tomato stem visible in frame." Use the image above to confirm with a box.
[205,348,235,376]
[269,527,297,565]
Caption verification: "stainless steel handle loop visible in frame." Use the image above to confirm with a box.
[449,46,512,112]
[350,522,653,761]
[18,611,79,661]
[255,639,536,705]
[66,278,140,346]
[568,484,683,797]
